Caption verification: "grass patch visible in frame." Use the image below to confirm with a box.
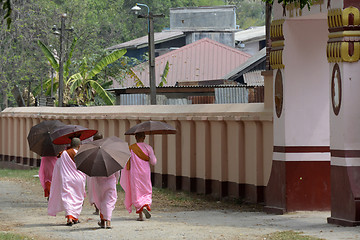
[0,232,34,240]
[264,231,324,240]
[151,187,263,212]
[0,169,39,183]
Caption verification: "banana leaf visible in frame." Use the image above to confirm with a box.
[159,61,169,87]
[89,80,114,105]
[37,40,59,71]
[88,49,127,80]
[67,73,83,93]
[64,37,77,77]
[101,80,114,89]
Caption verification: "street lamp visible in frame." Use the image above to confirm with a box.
[52,13,73,107]
[131,3,164,105]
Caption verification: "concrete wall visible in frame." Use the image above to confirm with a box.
[170,6,236,31]
[185,32,235,48]
[0,97,273,202]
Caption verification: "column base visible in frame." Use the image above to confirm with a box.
[265,160,331,212]
[327,217,360,227]
[264,206,286,215]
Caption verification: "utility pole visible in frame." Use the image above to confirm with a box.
[131,3,164,105]
[58,14,66,107]
[148,13,156,105]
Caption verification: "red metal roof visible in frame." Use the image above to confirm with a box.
[123,38,251,87]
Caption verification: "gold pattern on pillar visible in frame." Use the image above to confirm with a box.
[270,19,285,69]
[327,7,360,62]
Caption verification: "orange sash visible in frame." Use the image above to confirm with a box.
[58,148,76,162]
[127,143,149,170]
[66,148,76,162]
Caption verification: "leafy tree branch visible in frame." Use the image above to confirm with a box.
[0,0,11,28]
[262,0,312,10]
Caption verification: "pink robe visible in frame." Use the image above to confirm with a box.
[48,149,86,219]
[87,176,96,206]
[85,136,96,206]
[92,171,120,220]
[120,142,157,213]
[39,156,58,197]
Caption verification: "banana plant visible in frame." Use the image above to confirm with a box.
[34,37,77,98]
[158,61,169,87]
[67,49,127,105]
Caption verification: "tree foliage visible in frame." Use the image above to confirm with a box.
[261,0,312,10]
[0,0,11,28]
[0,0,269,108]
[227,0,265,29]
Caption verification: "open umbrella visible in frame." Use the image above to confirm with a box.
[51,124,98,145]
[27,120,67,156]
[75,136,130,177]
[124,120,176,135]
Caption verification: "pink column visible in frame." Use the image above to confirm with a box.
[265,18,331,213]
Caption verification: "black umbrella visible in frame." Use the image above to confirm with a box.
[75,136,131,177]
[124,120,177,135]
[27,120,67,156]
[51,124,98,145]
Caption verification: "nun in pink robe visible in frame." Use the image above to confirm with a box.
[38,156,58,198]
[92,171,120,228]
[47,144,86,225]
[120,133,157,220]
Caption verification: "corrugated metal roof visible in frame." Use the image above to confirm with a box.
[170,5,236,11]
[107,84,248,93]
[235,26,265,43]
[222,47,266,80]
[215,87,248,103]
[106,31,185,51]
[243,71,264,87]
[122,38,251,88]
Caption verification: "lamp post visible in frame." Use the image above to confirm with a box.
[52,13,73,107]
[131,3,164,105]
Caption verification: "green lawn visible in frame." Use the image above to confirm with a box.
[264,230,324,240]
[0,232,33,240]
[0,168,39,182]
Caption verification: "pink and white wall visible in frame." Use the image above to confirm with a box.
[265,0,360,226]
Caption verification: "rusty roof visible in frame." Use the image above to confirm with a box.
[120,38,251,88]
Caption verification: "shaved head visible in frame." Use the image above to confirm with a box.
[71,137,81,149]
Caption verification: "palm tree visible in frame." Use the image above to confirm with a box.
[67,49,127,105]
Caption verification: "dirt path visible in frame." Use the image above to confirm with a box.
[0,179,359,240]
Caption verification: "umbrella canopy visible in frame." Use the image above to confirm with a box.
[124,120,177,135]
[51,124,98,145]
[75,136,130,177]
[27,120,67,156]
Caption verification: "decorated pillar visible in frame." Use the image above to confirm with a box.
[327,4,360,226]
[265,14,331,213]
